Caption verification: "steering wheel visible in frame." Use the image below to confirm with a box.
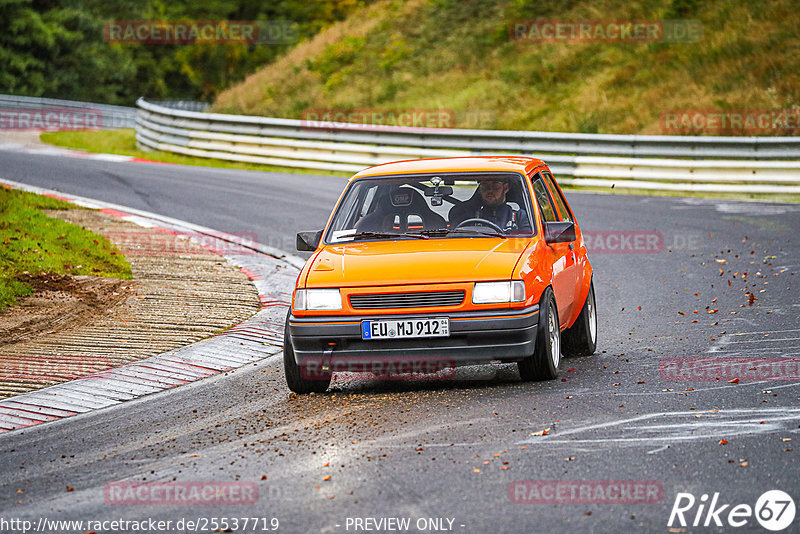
[455,218,505,234]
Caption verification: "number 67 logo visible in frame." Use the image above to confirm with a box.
[756,490,796,531]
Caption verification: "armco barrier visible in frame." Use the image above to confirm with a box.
[132,98,798,193]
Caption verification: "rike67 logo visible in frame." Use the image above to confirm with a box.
[669,490,796,531]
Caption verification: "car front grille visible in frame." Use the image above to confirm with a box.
[349,290,465,309]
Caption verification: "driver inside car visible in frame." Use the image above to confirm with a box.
[448,178,532,233]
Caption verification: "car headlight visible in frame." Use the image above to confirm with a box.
[294,289,342,310]
[472,281,526,304]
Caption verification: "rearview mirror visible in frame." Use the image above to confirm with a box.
[544,221,575,244]
[296,230,323,251]
[424,186,453,197]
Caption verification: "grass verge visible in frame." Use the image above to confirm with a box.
[213,0,799,136]
[0,186,132,311]
[39,129,349,177]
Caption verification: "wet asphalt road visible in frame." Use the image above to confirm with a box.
[1,150,799,533]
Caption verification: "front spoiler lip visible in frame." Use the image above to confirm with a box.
[287,304,539,365]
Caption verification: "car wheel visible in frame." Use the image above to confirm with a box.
[562,280,597,357]
[283,314,331,394]
[518,287,560,381]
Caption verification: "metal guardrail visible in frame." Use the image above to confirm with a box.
[0,94,137,129]
[135,98,800,194]
[147,100,211,112]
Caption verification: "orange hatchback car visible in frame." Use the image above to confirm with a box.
[285,157,596,393]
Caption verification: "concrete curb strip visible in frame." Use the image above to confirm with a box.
[0,179,300,433]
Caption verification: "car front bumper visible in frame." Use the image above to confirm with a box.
[287,305,539,370]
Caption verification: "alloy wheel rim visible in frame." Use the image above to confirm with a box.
[588,289,597,344]
[548,302,560,368]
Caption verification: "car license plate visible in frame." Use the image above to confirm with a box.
[362,318,449,340]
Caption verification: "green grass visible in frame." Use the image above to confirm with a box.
[0,187,132,311]
[214,0,800,136]
[39,129,349,177]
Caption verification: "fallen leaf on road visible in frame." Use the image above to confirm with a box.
[719,439,728,445]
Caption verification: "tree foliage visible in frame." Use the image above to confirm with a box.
[0,0,374,104]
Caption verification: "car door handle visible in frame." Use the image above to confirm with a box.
[568,243,574,250]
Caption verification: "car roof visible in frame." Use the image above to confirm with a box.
[350,156,547,181]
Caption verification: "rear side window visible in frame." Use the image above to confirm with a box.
[532,179,558,222]
[542,172,573,223]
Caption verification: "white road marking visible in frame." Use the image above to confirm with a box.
[518,408,800,447]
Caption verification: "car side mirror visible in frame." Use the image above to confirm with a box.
[296,230,323,251]
[544,221,575,244]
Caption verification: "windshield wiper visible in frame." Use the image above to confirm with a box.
[421,228,508,239]
[349,231,429,241]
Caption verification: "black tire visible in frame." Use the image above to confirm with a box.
[562,280,597,357]
[518,287,560,381]
[283,314,331,394]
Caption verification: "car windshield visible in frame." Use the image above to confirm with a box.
[325,173,536,244]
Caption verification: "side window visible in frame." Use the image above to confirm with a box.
[542,172,573,223]
[532,179,558,223]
